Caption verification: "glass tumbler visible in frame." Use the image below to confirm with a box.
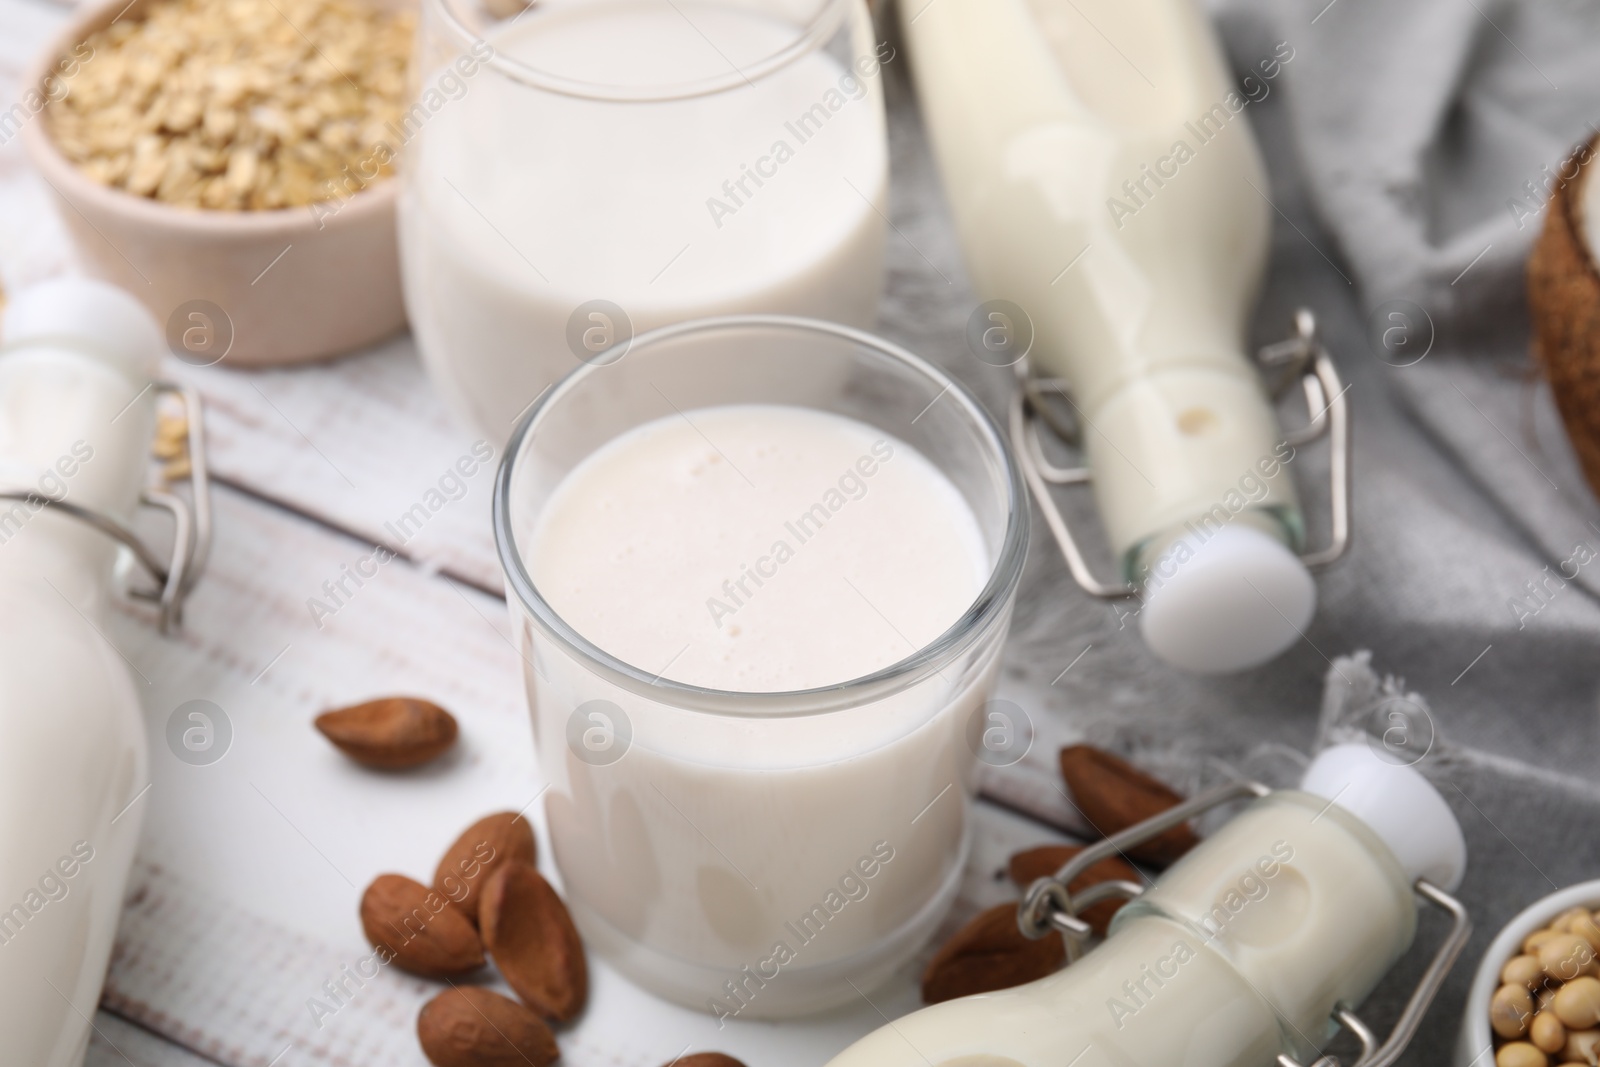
[402,0,890,441]
[494,316,1028,1017]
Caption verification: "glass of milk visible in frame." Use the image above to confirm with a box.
[403,0,890,440]
[494,316,1028,1017]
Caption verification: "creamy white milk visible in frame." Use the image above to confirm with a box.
[901,0,1300,568]
[0,282,157,1066]
[402,0,889,439]
[530,405,986,690]
[520,404,998,1015]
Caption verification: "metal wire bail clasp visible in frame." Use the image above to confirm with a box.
[1010,307,1353,598]
[1016,778,1472,1067]
[1016,779,1270,957]
[0,381,212,634]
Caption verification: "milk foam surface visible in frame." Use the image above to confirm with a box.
[528,404,987,692]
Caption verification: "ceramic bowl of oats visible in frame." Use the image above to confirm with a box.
[21,0,413,365]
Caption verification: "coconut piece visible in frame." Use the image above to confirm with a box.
[1528,134,1600,500]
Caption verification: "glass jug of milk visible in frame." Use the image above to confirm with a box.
[402,0,889,440]
[902,0,1352,674]
[824,744,1473,1067]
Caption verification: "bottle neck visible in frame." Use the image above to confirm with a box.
[0,343,156,614]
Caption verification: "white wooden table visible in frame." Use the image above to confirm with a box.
[0,4,1101,1064]
[12,0,1594,1063]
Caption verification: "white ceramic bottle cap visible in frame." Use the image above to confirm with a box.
[1300,742,1467,892]
[1138,524,1316,673]
[1,276,162,381]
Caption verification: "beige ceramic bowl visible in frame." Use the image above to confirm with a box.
[21,0,406,366]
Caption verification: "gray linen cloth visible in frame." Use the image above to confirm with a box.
[871,0,1600,1062]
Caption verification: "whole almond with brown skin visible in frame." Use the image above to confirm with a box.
[1007,844,1141,936]
[922,902,1065,1004]
[360,873,484,978]
[434,812,538,926]
[316,697,458,769]
[1058,745,1198,867]
[659,1057,749,1067]
[418,987,558,1067]
[480,864,588,1022]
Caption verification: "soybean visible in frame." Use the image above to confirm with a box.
[1572,914,1600,955]
[1532,1012,1567,1054]
[1498,1042,1548,1067]
[1496,984,1536,1038]
[1554,978,1600,1030]
[1556,909,1592,933]
[1505,955,1550,989]
[1543,935,1599,982]
[1530,930,1565,955]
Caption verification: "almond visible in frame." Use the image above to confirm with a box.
[417,987,558,1067]
[434,812,538,926]
[921,902,1065,1004]
[1007,844,1141,936]
[1058,745,1198,866]
[316,697,458,769]
[661,1057,749,1067]
[480,864,588,1022]
[360,873,485,978]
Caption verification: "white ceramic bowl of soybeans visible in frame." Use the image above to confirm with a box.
[1459,880,1600,1067]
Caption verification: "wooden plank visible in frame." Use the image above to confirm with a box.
[89,1011,222,1067]
[177,343,505,594]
